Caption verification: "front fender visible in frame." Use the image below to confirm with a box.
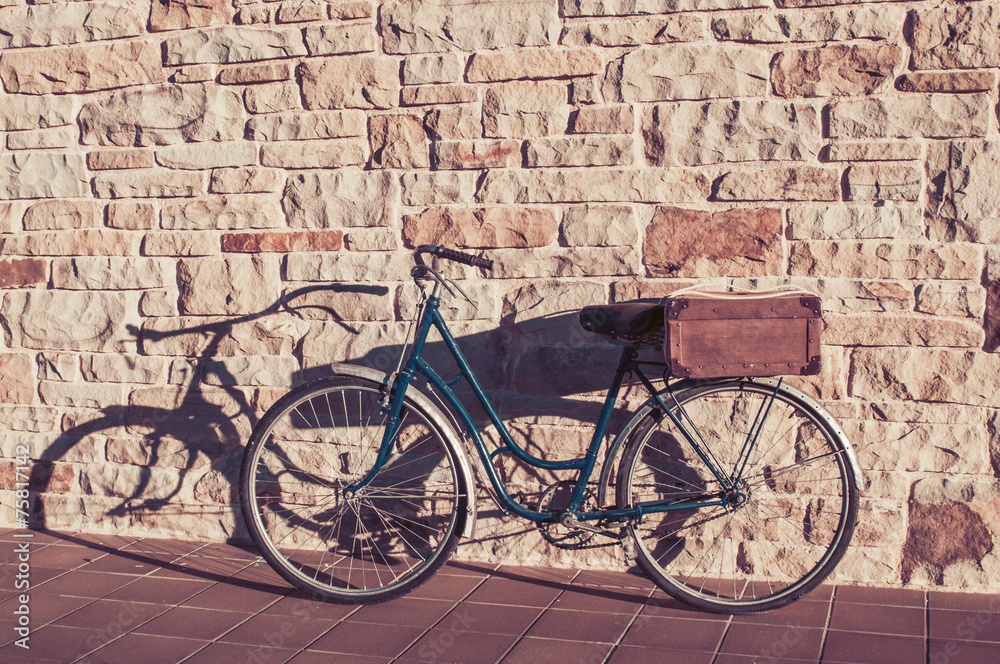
[330,363,478,540]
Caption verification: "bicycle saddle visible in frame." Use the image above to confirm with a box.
[579,298,665,343]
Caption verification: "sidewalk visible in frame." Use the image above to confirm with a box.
[0,530,997,663]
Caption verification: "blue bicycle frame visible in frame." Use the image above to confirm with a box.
[355,284,776,526]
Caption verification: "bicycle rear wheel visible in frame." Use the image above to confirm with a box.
[616,379,858,613]
[240,375,468,604]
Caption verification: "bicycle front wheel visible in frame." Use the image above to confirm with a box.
[617,379,858,613]
[240,375,468,604]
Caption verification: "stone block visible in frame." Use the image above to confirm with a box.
[604,45,769,102]
[1,230,138,257]
[343,229,399,252]
[140,291,180,318]
[789,242,983,280]
[0,406,59,433]
[276,0,327,23]
[564,0,770,15]
[467,49,602,82]
[851,347,1000,408]
[561,15,704,47]
[0,3,145,48]
[304,23,375,55]
[476,168,709,204]
[39,381,126,409]
[155,143,258,171]
[487,247,639,279]
[0,354,33,404]
[283,171,400,228]
[989,277,1000,354]
[370,115,429,169]
[210,168,285,194]
[87,150,156,171]
[0,258,47,288]
[398,281,499,321]
[170,65,219,84]
[161,196,284,230]
[285,253,413,282]
[401,172,477,205]
[1,152,88,200]
[824,142,922,162]
[279,287,395,322]
[897,72,997,94]
[92,171,204,199]
[571,105,633,135]
[911,5,1000,70]
[560,205,638,247]
[644,206,782,278]
[926,140,1000,244]
[0,39,165,95]
[401,84,479,106]
[715,166,840,202]
[259,140,368,169]
[7,126,77,151]
[51,258,173,290]
[828,95,991,140]
[218,63,293,85]
[402,54,464,85]
[402,208,558,249]
[846,164,922,202]
[825,314,983,348]
[142,232,219,257]
[23,200,103,230]
[36,352,79,383]
[299,56,398,110]
[0,94,74,131]
[248,110,367,141]
[0,201,25,233]
[79,83,245,147]
[711,7,901,43]
[432,140,521,170]
[381,0,558,53]
[106,202,156,231]
[142,315,309,358]
[771,44,900,98]
[525,136,634,168]
[165,26,308,65]
[644,100,820,167]
[1,290,137,352]
[330,1,374,20]
[787,205,923,240]
[915,283,986,319]
[569,77,600,105]
[151,0,232,32]
[221,231,344,253]
[202,356,299,386]
[424,106,482,141]
[244,82,302,114]
[177,255,282,316]
[483,81,570,138]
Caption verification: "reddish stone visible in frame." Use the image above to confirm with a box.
[87,150,155,171]
[221,231,344,253]
[0,258,47,287]
[106,202,156,230]
[772,44,901,98]
[402,208,557,249]
[150,0,232,32]
[0,354,34,403]
[897,71,997,94]
[643,207,783,278]
[902,502,993,583]
[431,140,521,170]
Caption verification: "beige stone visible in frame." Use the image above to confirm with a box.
[79,83,245,147]
[0,39,165,95]
[402,208,558,248]
[0,201,26,233]
[165,26,308,65]
[897,72,997,94]
[23,200,102,230]
[572,105,633,135]
[805,279,914,314]
[244,82,301,114]
[789,242,983,280]
[476,168,709,204]
[285,253,413,282]
[401,172,477,205]
[851,347,1000,408]
[92,171,204,199]
[370,115,429,169]
[401,84,479,106]
[604,45,769,102]
[828,95,991,139]
[468,49,602,82]
[846,164,922,202]
[106,202,155,231]
[525,136,634,167]
[7,125,77,151]
[0,354,33,404]
[712,7,902,43]
[142,315,309,358]
[210,168,285,194]
[771,45,901,98]
[35,352,79,383]
[177,255,282,316]
[644,207,782,277]
[40,381,126,409]
[787,205,923,240]
[0,406,59,433]
[825,314,983,348]
[560,205,638,247]
[715,166,840,202]
[564,0,769,15]
[561,16,705,47]
[0,3,145,48]
[202,356,299,386]
[402,54,464,85]
[1,290,137,352]
[276,0,327,23]
[569,77,600,105]
[911,5,1000,70]
[1,152,88,200]
[487,247,639,279]
[926,140,1000,244]
[825,143,922,162]
[644,100,820,167]
[381,0,558,53]
[0,94,74,131]
[915,283,986,319]
[218,62,293,85]
[142,232,219,257]
[52,258,173,291]
[170,65,220,84]
[259,140,368,169]
[161,196,284,230]
[248,110,367,141]
[432,140,522,170]
[284,171,400,228]
[155,143,258,171]
[343,229,399,252]
[1,229,139,257]
[484,81,570,138]
[299,56,398,110]
[87,150,156,171]
[304,23,375,55]
[330,1,374,19]
[151,0,232,32]
[424,106,482,140]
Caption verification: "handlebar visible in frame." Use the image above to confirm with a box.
[416,245,494,271]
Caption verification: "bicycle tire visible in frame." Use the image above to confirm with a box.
[616,379,858,614]
[240,375,468,604]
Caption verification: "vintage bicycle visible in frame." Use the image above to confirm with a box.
[240,245,861,614]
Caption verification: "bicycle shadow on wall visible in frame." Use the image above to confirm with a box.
[28,280,655,550]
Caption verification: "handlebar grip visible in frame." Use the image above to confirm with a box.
[417,245,494,271]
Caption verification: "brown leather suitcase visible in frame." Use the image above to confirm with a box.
[664,290,822,378]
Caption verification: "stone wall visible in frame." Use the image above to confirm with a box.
[0,0,998,591]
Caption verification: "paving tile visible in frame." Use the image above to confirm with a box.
[350,596,455,627]
[219,612,334,649]
[27,544,108,569]
[609,645,716,664]
[435,602,543,636]
[403,627,516,663]
[622,615,727,651]
[83,632,208,664]
[526,608,634,643]
[408,571,484,601]
[719,622,825,660]
[930,607,1000,643]
[465,577,563,607]
[262,592,361,621]
[135,606,253,640]
[550,584,649,614]
[714,655,816,664]
[30,569,137,598]
[835,585,925,608]
[0,592,92,626]
[439,560,497,577]
[53,598,168,632]
[123,538,205,556]
[289,651,390,664]
[104,575,214,606]
[821,631,925,664]
[193,541,260,560]
[310,621,425,657]
[928,639,1000,664]
[77,553,163,576]
[572,568,656,590]
[0,624,109,661]
[180,581,284,612]
[640,596,730,621]
[828,601,924,637]
[733,599,831,629]
[181,641,297,664]
[8,566,67,590]
[494,565,578,584]
[929,590,1000,613]
[500,636,613,664]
